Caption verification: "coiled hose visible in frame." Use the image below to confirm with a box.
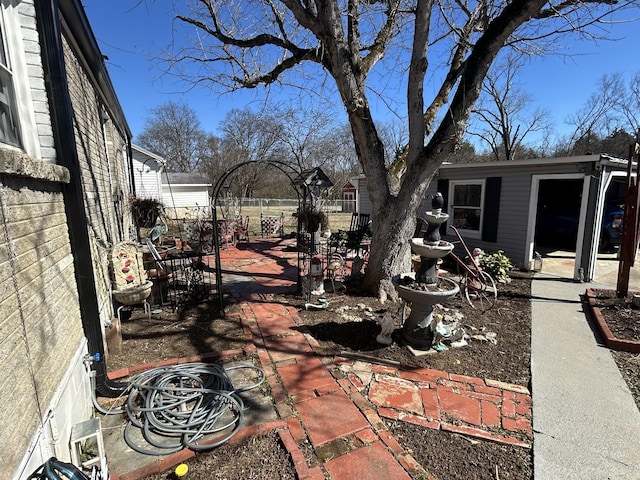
[94,362,265,455]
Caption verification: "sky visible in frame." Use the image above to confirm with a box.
[83,2,640,145]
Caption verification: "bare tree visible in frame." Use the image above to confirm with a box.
[219,108,283,198]
[137,101,210,172]
[322,123,361,196]
[565,73,627,152]
[198,134,226,187]
[263,103,340,172]
[614,70,640,138]
[168,0,638,299]
[468,57,553,161]
[556,71,639,156]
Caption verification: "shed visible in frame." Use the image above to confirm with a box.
[162,172,212,214]
[132,144,165,201]
[355,154,632,281]
[348,174,372,215]
[341,181,357,212]
[423,154,630,281]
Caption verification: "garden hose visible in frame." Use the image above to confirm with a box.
[100,362,265,455]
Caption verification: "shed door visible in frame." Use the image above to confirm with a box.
[535,178,583,250]
[527,174,590,280]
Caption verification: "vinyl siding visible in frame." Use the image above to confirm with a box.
[426,160,596,266]
[131,147,163,201]
[162,185,210,209]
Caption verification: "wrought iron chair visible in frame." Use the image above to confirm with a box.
[236,215,250,243]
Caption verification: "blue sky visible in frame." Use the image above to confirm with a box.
[84,2,640,144]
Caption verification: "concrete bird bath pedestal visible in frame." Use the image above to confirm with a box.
[394,193,459,351]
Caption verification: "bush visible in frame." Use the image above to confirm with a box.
[479,250,513,283]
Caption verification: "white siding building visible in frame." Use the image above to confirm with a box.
[132,144,165,201]
[162,172,212,216]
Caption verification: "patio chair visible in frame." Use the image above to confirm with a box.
[236,215,250,243]
[345,212,370,254]
[218,219,236,249]
[260,213,284,238]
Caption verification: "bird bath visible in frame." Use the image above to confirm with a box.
[395,275,459,350]
[112,280,153,305]
[393,193,460,350]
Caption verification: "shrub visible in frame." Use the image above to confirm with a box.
[479,250,513,283]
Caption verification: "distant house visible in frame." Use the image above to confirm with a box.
[0,1,135,478]
[355,154,631,281]
[132,144,165,202]
[162,172,212,216]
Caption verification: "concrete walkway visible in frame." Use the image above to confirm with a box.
[531,273,640,479]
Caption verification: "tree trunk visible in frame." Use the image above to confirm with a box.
[362,209,415,302]
[342,97,436,301]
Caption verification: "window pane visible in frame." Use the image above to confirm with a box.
[0,70,20,147]
[453,184,482,207]
[0,23,6,67]
[453,207,481,231]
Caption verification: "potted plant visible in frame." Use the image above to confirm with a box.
[130,196,164,228]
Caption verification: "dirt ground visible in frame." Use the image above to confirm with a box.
[587,290,640,412]
[105,271,639,480]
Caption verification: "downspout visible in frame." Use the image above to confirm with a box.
[35,0,127,396]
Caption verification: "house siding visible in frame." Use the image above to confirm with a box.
[162,185,210,210]
[426,160,596,266]
[351,176,372,215]
[1,2,133,477]
[17,0,56,161]
[63,33,134,333]
[132,147,163,201]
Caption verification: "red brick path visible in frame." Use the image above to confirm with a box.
[243,298,532,479]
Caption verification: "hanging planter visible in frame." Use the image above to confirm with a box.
[130,196,164,228]
[297,206,328,233]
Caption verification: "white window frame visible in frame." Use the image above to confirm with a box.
[0,2,39,157]
[448,179,485,239]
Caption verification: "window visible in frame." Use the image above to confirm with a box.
[0,13,21,148]
[450,181,484,236]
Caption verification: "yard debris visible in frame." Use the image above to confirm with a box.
[305,297,329,310]
[376,310,395,345]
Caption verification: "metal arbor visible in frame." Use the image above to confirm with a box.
[210,162,333,312]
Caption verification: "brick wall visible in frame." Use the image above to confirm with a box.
[62,33,134,346]
[2,3,134,478]
[0,151,85,479]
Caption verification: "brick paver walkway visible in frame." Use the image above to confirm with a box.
[229,239,532,479]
